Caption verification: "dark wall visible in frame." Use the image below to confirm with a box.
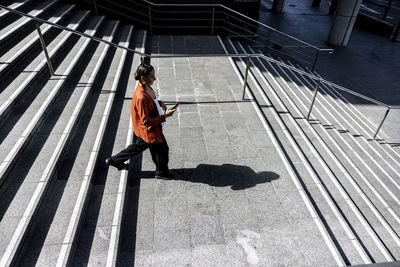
[59,0,260,35]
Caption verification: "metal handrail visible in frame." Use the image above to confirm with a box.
[96,4,149,24]
[139,0,323,51]
[0,5,146,56]
[0,4,398,140]
[146,0,334,70]
[87,0,332,69]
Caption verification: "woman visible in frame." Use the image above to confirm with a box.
[106,63,176,178]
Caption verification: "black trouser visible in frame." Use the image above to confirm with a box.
[110,134,169,174]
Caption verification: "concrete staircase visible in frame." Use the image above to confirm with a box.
[221,37,400,265]
[0,0,146,266]
[0,0,400,266]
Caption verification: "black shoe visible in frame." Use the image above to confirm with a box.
[105,158,125,170]
[154,172,174,179]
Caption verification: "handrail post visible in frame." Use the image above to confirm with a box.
[265,31,271,54]
[383,0,393,20]
[148,4,153,34]
[211,7,215,35]
[311,49,320,72]
[391,22,399,42]
[35,22,54,76]
[307,79,321,120]
[373,107,390,139]
[242,56,250,100]
[93,0,99,15]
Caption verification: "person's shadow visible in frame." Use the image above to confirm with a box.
[135,163,280,190]
[118,162,279,266]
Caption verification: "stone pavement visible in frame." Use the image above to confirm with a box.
[258,0,400,144]
[129,35,338,266]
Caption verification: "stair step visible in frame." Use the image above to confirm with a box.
[282,59,400,179]
[0,15,106,267]
[222,37,348,266]
[0,10,91,189]
[239,39,398,262]
[0,3,75,76]
[271,57,400,211]
[0,0,33,21]
[259,51,400,211]
[18,20,125,266]
[241,42,400,260]
[0,0,38,31]
[295,63,400,177]
[234,40,387,265]
[0,0,58,45]
[71,29,146,267]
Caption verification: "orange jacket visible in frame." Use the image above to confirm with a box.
[131,83,166,143]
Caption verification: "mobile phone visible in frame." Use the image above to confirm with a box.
[172,103,179,109]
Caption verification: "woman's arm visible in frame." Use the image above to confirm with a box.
[137,97,166,129]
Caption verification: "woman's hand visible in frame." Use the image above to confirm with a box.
[165,107,176,118]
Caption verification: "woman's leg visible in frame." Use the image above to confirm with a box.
[149,138,170,176]
[109,134,149,166]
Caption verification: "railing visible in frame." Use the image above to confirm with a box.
[0,4,398,139]
[362,0,400,23]
[360,0,400,41]
[81,0,334,71]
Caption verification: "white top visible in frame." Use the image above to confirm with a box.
[152,89,164,125]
